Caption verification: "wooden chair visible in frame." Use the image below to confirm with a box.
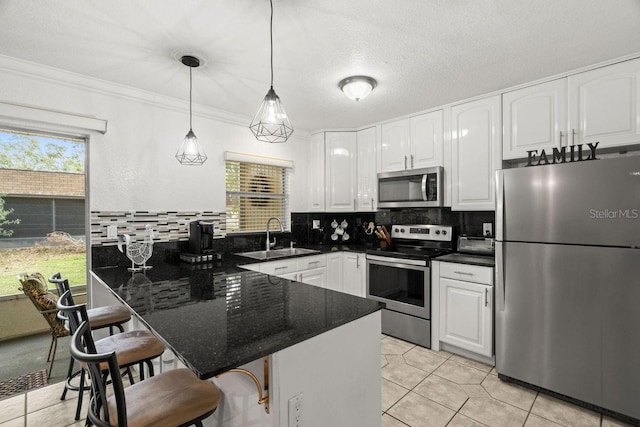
[71,320,220,427]
[18,273,69,379]
[57,290,166,421]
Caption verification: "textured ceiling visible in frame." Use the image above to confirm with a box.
[1,0,640,133]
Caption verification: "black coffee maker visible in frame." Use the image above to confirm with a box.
[188,221,216,255]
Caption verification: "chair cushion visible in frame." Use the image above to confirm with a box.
[106,368,220,427]
[19,272,49,295]
[19,273,68,338]
[87,306,131,330]
[95,330,165,369]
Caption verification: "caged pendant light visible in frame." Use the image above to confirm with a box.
[249,0,293,143]
[176,55,207,165]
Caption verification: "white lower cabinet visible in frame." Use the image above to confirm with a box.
[438,262,494,358]
[241,251,367,296]
[342,253,366,297]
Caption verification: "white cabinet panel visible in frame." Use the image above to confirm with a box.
[410,110,444,168]
[569,58,640,149]
[297,254,326,271]
[356,127,377,211]
[308,132,325,211]
[326,253,343,292]
[451,95,501,211]
[325,132,357,212]
[503,79,567,160]
[259,258,298,276]
[380,119,410,172]
[439,277,492,357]
[299,267,327,288]
[342,253,365,297]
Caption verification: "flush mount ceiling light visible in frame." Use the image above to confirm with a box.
[339,76,377,102]
[249,0,293,144]
[175,55,207,166]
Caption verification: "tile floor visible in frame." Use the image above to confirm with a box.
[0,335,636,426]
[380,335,635,427]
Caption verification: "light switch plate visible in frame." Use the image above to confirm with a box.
[107,225,118,238]
[483,223,493,237]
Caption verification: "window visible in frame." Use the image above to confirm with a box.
[225,154,291,233]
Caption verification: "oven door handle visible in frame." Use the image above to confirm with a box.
[366,255,427,268]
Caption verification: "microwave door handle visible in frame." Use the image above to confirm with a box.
[421,174,428,201]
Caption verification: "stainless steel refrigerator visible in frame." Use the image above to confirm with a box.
[495,155,640,421]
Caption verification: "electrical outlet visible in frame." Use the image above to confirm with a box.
[107,225,118,239]
[483,223,493,237]
[288,392,303,427]
[312,220,320,229]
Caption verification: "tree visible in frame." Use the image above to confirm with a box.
[0,194,20,237]
[0,131,84,173]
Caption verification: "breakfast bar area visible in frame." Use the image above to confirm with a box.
[90,255,384,427]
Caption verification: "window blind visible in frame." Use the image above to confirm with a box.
[225,160,290,233]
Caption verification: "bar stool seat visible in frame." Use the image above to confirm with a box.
[85,305,131,330]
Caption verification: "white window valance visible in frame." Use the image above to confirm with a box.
[224,151,293,169]
[0,101,108,134]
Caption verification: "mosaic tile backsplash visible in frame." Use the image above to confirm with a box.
[90,211,226,246]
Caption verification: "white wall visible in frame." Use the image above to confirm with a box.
[0,55,309,213]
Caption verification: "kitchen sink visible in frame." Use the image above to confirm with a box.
[236,247,321,260]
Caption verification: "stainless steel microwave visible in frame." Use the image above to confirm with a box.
[377,167,443,208]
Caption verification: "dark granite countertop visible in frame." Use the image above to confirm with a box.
[91,258,383,379]
[435,253,495,267]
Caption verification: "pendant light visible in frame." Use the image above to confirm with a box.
[176,55,207,165]
[249,0,293,143]
[339,76,377,102]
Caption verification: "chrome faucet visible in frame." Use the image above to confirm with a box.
[265,217,284,252]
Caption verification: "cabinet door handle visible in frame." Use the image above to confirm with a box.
[411,154,414,169]
[571,128,576,146]
[308,261,320,265]
[354,198,357,211]
[454,271,473,276]
[404,155,407,170]
[559,131,564,146]
[371,198,374,210]
[275,266,289,271]
[485,288,489,307]
[356,256,359,268]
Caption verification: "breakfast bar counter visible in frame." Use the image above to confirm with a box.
[90,259,383,427]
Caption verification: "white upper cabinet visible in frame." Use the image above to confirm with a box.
[410,110,444,169]
[325,131,357,212]
[379,112,444,173]
[568,58,640,149]
[308,132,325,211]
[451,95,502,211]
[503,58,640,160]
[380,119,411,172]
[356,127,377,211]
[502,79,567,160]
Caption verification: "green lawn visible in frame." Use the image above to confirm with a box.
[0,248,86,296]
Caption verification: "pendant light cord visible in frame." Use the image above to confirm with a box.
[189,65,193,130]
[269,0,274,88]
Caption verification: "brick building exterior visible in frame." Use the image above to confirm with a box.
[0,169,84,197]
[0,169,85,243]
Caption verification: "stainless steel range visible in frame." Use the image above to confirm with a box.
[365,224,454,347]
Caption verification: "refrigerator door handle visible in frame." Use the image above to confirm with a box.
[496,170,504,241]
[496,242,505,311]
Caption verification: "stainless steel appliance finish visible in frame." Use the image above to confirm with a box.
[377,167,443,208]
[366,224,454,347]
[496,156,640,421]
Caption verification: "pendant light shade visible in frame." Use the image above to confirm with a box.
[176,55,207,165]
[250,0,293,143]
[339,76,377,102]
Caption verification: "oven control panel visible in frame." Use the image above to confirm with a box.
[390,224,453,242]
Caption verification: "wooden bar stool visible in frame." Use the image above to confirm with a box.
[71,320,220,427]
[49,273,131,334]
[57,290,166,421]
